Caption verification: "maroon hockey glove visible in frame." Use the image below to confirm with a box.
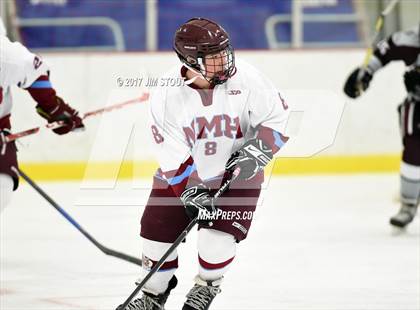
[36,97,84,135]
[180,184,216,224]
[343,67,373,98]
[225,138,273,180]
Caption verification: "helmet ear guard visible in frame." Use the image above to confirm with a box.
[174,48,204,73]
[186,55,197,65]
[174,50,206,84]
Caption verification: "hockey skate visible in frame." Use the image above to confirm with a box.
[182,276,222,310]
[390,203,418,228]
[117,276,177,310]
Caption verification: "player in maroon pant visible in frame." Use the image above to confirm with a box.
[120,17,289,310]
[344,25,420,228]
[0,32,84,212]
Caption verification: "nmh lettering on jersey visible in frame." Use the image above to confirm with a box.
[182,114,243,148]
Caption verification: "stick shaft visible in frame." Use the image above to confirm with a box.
[381,0,399,16]
[5,93,149,143]
[12,167,142,266]
[119,218,198,309]
[362,0,399,68]
[83,93,149,118]
[118,168,240,309]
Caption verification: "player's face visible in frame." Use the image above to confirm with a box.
[204,49,231,82]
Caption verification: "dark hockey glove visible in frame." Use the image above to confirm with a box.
[343,67,373,98]
[36,96,84,135]
[404,68,420,99]
[180,184,217,224]
[225,138,273,180]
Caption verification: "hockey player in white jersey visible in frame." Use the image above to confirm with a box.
[120,18,289,310]
[0,29,84,212]
[344,25,420,228]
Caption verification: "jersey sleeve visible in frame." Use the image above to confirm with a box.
[372,27,420,69]
[248,74,290,154]
[149,87,198,196]
[0,36,49,89]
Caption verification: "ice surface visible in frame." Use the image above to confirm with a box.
[1,174,419,310]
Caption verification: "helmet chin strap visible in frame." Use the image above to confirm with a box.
[182,62,208,85]
[183,57,230,86]
[184,75,199,85]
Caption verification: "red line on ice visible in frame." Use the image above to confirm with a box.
[40,297,96,310]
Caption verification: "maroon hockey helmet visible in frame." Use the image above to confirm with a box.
[173,17,236,85]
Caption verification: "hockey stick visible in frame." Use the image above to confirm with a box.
[116,168,241,310]
[361,0,399,68]
[11,166,143,267]
[354,0,400,95]
[5,92,149,144]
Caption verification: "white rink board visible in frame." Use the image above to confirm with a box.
[9,49,406,163]
[1,175,419,310]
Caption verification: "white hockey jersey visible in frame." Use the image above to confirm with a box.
[149,58,289,182]
[0,35,49,119]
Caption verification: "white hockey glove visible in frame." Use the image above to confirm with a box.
[225,138,273,180]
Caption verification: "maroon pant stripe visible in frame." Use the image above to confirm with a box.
[198,255,235,270]
[146,257,178,271]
